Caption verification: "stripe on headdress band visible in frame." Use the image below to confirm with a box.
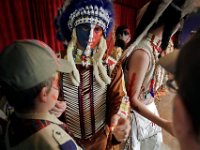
[74,17,106,31]
[84,24,95,66]
[68,5,110,34]
[88,24,95,43]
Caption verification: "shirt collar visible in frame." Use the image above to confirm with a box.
[15,111,63,125]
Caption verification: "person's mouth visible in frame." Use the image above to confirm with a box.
[87,42,93,46]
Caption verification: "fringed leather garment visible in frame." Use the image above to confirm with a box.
[61,65,107,140]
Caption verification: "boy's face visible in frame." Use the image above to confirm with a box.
[47,73,60,109]
[76,23,103,50]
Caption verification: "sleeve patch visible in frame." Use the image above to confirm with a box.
[59,140,77,150]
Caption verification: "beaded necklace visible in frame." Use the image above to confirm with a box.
[73,48,94,67]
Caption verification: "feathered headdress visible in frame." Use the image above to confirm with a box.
[55,0,114,42]
[55,0,114,87]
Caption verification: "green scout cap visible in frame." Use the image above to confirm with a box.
[0,39,72,91]
[157,50,180,74]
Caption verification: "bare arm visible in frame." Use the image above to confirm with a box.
[128,50,174,135]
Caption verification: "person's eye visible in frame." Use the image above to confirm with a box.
[123,31,129,36]
[94,27,102,33]
[82,25,90,31]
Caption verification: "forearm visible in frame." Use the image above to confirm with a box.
[131,97,167,129]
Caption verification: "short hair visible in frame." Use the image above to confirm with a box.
[1,77,53,112]
[134,0,186,50]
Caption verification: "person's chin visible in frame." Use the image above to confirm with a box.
[89,44,97,49]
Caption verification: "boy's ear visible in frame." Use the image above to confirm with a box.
[39,87,48,103]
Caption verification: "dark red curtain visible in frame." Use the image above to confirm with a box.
[113,0,150,36]
[107,0,149,54]
[0,0,64,53]
[0,0,149,54]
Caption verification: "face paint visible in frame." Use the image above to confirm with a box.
[51,74,60,101]
[127,73,136,98]
[76,23,91,49]
[89,25,103,49]
[76,23,103,50]
[120,29,131,44]
[85,24,95,51]
[51,94,58,101]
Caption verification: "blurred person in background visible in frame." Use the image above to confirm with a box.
[158,27,200,150]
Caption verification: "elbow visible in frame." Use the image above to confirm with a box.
[130,96,138,108]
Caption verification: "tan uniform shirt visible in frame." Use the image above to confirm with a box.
[5,112,82,150]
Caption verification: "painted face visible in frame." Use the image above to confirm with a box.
[120,29,131,44]
[76,23,103,49]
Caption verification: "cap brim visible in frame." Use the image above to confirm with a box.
[157,50,179,74]
[58,58,73,73]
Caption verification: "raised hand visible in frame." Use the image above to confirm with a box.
[50,101,66,117]
[110,114,131,142]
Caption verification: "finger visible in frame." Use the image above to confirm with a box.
[115,126,130,137]
[111,114,120,126]
[49,109,63,117]
[117,118,130,130]
[56,101,66,109]
[113,129,128,142]
[50,104,65,117]
[50,107,62,113]
[110,114,120,131]
[115,120,131,139]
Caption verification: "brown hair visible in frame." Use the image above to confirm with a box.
[1,77,53,112]
[129,0,186,50]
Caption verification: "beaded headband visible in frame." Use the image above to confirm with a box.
[68,5,111,32]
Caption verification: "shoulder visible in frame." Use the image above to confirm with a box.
[8,124,81,150]
[129,49,150,65]
[42,124,81,150]
[133,38,152,58]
